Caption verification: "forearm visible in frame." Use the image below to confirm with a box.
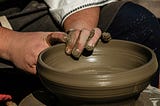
[63,7,100,31]
[0,27,13,60]
[44,0,117,26]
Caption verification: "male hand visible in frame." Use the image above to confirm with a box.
[65,28,101,58]
[63,7,102,58]
[3,28,66,74]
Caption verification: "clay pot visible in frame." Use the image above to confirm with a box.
[37,40,158,104]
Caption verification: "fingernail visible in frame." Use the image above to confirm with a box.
[65,47,72,55]
[63,36,68,42]
[85,45,94,51]
[64,34,71,43]
[101,32,112,42]
[72,49,81,58]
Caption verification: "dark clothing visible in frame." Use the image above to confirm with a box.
[99,2,160,87]
[0,0,60,32]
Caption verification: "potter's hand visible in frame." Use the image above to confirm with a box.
[65,28,101,58]
[63,7,101,58]
[0,27,66,74]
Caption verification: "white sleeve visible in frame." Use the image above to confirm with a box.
[44,0,118,26]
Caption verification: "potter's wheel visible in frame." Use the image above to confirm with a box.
[19,85,160,106]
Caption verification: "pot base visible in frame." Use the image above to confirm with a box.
[19,85,160,106]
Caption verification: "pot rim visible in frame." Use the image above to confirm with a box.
[37,40,158,87]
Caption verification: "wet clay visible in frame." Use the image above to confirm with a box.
[37,40,158,104]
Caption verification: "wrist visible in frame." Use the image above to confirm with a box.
[0,27,14,60]
[63,7,100,31]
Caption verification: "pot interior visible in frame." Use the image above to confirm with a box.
[40,40,152,75]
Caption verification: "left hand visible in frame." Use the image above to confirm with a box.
[2,28,66,74]
[63,7,102,58]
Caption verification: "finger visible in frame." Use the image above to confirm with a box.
[27,55,37,74]
[65,29,80,55]
[26,63,37,74]
[46,32,67,46]
[85,28,102,51]
[101,32,112,42]
[72,29,91,58]
[29,66,36,75]
[23,55,37,74]
[6,101,17,106]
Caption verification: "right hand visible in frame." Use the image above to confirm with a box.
[65,28,102,58]
[63,7,102,58]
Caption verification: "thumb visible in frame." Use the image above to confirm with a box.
[46,32,67,46]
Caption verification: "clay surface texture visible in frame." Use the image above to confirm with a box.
[37,40,158,104]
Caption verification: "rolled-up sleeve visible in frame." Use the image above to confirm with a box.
[44,0,117,26]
